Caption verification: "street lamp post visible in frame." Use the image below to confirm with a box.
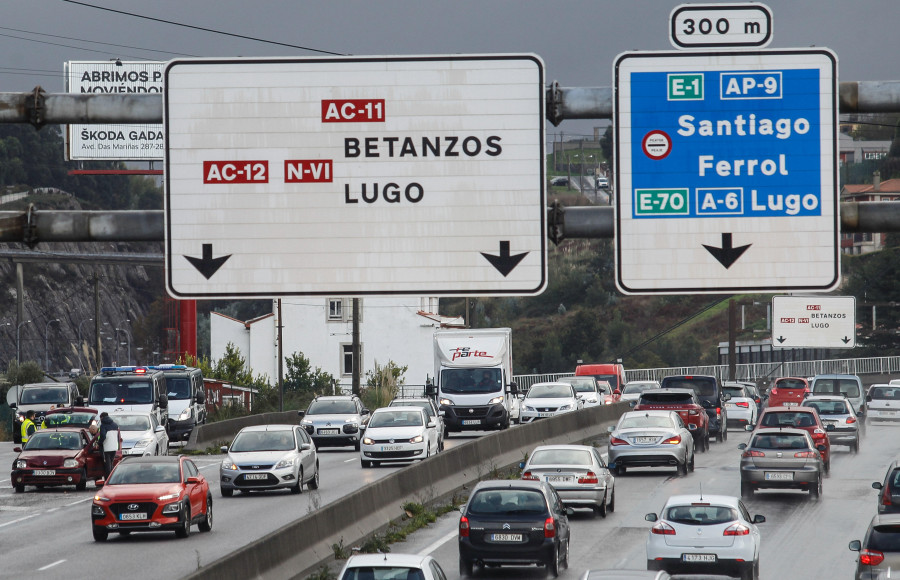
[17,320,32,364]
[44,318,60,371]
[77,318,93,372]
[115,328,132,366]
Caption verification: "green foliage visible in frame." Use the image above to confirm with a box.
[6,360,46,386]
[360,360,407,410]
[331,537,350,560]
[285,352,334,395]
[304,566,338,580]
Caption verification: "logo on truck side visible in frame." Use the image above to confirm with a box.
[450,347,491,361]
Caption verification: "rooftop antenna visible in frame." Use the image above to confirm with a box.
[699,482,703,501]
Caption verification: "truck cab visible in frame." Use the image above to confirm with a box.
[87,367,169,429]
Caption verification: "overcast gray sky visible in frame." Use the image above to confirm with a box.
[3,0,899,139]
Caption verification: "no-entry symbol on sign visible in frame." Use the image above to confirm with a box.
[642,130,672,160]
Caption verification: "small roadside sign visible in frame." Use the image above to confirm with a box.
[772,295,856,349]
[670,3,773,49]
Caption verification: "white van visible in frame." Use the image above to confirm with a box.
[152,365,207,441]
[87,366,169,429]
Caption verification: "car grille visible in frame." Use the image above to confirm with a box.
[237,464,274,470]
[369,439,410,444]
[534,407,559,413]
[109,502,159,518]
[371,450,418,459]
[236,473,278,486]
[453,406,489,417]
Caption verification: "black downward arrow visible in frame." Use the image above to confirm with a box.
[842,336,851,344]
[481,241,528,277]
[776,336,786,344]
[184,244,231,280]
[703,233,751,269]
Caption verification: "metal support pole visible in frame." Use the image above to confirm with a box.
[17,320,31,364]
[44,318,60,371]
[277,299,284,412]
[352,299,360,396]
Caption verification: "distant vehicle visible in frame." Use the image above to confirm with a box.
[337,553,449,580]
[607,410,695,476]
[220,424,319,496]
[849,513,900,578]
[522,444,616,517]
[722,383,759,429]
[360,406,440,468]
[111,411,169,457]
[550,176,569,186]
[299,395,369,450]
[645,494,765,579]
[634,388,710,453]
[152,364,206,442]
[389,396,444,450]
[555,376,604,407]
[802,395,860,453]
[659,375,729,442]
[872,459,900,514]
[767,377,810,408]
[595,176,610,189]
[458,479,572,577]
[91,455,212,541]
[88,366,169,429]
[575,363,627,393]
[866,383,900,422]
[738,428,825,498]
[751,405,833,473]
[810,374,866,417]
[621,380,661,404]
[7,382,82,436]
[519,382,582,423]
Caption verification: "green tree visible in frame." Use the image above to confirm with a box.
[361,360,407,409]
[6,360,46,386]
[284,351,334,394]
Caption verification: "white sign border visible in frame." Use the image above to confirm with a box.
[772,295,856,349]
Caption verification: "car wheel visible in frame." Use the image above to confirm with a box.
[175,506,191,538]
[824,458,831,475]
[647,559,659,571]
[852,439,860,454]
[92,525,108,542]
[291,468,303,494]
[444,427,451,439]
[596,494,607,518]
[308,462,320,490]
[353,440,361,452]
[459,558,473,577]
[561,537,569,570]
[198,494,213,532]
[361,459,372,468]
[740,558,759,580]
[723,425,728,441]
[616,464,626,476]
[546,545,560,578]
[220,486,233,497]
[439,439,445,452]
[705,432,711,451]
[810,476,822,499]
[75,468,87,491]
[677,459,687,476]
[741,481,754,498]
[688,451,695,472]
[14,483,24,493]
[716,428,724,443]
[608,488,615,513]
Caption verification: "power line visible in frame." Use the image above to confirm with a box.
[0,25,196,58]
[0,30,149,61]
[63,0,346,56]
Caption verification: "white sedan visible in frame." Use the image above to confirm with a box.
[360,406,440,468]
[337,553,448,580]
[645,494,765,579]
[519,382,583,423]
[110,411,169,456]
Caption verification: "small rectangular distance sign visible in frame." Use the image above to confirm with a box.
[772,295,856,348]
[164,55,546,298]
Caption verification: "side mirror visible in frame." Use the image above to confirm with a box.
[186,476,202,484]
[745,424,754,431]
[75,396,84,406]
[629,401,636,407]
[459,505,466,514]
[9,402,16,409]
[723,393,732,401]
[359,424,367,430]
[738,443,747,450]
[753,514,766,524]
[701,400,712,409]
[196,391,206,404]
[607,425,615,433]
[427,421,436,428]
[644,513,658,522]
[155,425,165,433]
[508,382,519,395]
[13,446,22,453]
[817,444,827,452]
[300,443,311,451]
[424,384,437,397]
[438,410,445,416]
[220,446,228,454]
[613,390,621,396]
[825,424,835,431]
[565,507,575,516]
[362,408,370,415]
[873,482,884,490]
[866,395,872,402]
[849,539,861,551]
[297,410,306,417]
[158,394,168,408]
[95,478,105,488]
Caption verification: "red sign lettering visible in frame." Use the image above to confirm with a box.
[780,317,795,323]
[203,161,268,183]
[799,318,810,323]
[321,99,385,122]
[284,160,333,183]
[806,305,821,310]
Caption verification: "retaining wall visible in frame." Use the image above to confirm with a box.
[181,403,628,580]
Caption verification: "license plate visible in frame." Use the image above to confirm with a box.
[33,469,55,476]
[784,402,798,407]
[635,436,657,444]
[765,472,794,481]
[545,475,574,483]
[490,533,523,542]
[880,411,897,416]
[244,473,268,480]
[683,554,716,563]
[119,513,147,520]
[538,412,554,418]
[318,429,339,435]
[381,445,403,452]
[461,419,481,425]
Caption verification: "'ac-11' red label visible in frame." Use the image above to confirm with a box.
[321,99,385,122]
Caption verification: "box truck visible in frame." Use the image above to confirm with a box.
[429,328,519,436]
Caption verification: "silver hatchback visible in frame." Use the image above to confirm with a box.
[803,395,860,453]
[522,444,616,517]
[220,424,319,496]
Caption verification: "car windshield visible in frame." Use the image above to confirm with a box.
[868,525,900,552]
[108,462,181,485]
[665,505,738,526]
[20,386,69,405]
[231,430,295,452]
[751,433,810,450]
[623,383,656,395]
[389,400,433,418]
[468,489,547,515]
[441,368,502,395]
[557,378,595,392]
[661,377,717,397]
[870,386,900,400]
[24,431,83,451]
[114,415,152,431]
[341,568,426,580]
[619,415,675,429]
[759,412,816,428]
[529,449,592,466]
[812,378,861,398]
[369,410,424,428]
[804,400,848,415]
[43,412,96,428]
[527,385,573,399]
[166,377,191,400]
[307,400,357,415]
[89,380,154,404]
[777,379,807,390]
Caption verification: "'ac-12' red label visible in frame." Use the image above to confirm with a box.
[321,99,385,122]
[203,161,268,183]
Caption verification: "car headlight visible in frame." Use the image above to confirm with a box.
[604,400,614,405]
[362,437,374,445]
[439,398,454,406]
[161,501,182,515]
[94,495,110,502]
[301,419,313,426]
[222,459,238,470]
[133,438,153,448]
[488,396,504,405]
[63,458,79,468]
[558,404,572,411]
[16,459,27,469]
[409,435,424,444]
[525,406,535,412]
[274,457,294,469]
[178,407,192,421]
[586,398,597,403]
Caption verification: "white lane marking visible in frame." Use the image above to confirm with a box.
[0,479,9,484]
[198,463,217,470]
[0,514,39,528]
[0,505,30,512]
[38,560,66,571]
[418,528,458,556]
[64,497,93,507]
[344,458,357,463]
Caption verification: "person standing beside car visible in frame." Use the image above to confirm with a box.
[98,412,120,476]
[20,410,36,444]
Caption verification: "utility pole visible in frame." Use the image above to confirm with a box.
[352,299,360,396]
[728,299,737,382]
[277,299,284,412]
[94,273,101,372]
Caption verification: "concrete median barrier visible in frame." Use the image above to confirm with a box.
[183,411,304,451]
[181,403,628,580]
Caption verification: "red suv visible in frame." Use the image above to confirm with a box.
[768,377,810,408]
[752,406,833,473]
[633,388,710,452]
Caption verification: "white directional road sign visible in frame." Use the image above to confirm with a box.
[772,295,856,348]
[669,3,773,49]
[614,49,839,295]
[164,55,546,298]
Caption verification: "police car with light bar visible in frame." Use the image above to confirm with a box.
[88,367,169,429]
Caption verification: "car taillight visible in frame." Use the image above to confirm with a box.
[742,450,764,458]
[544,517,556,538]
[812,429,826,439]
[716,407,721,419]
[662,435,681,445]
[770,388,779,395]
[459,516,469,537]
[522,471,539,481]
[610,436,630,446]
[794,451,817,458]
[846,417,857,424]
[860,549,885,566]
[736,402,749,408]
[882,486,892,506]
[578,471,599,484]
[688,409,699,415]
[723,523,750,536]
[651,522,676,535]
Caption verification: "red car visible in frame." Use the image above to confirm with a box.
[751,406,833,473]
[11,427,109,493]
[633,388,710,452]
[91,455,212,541]
[767,377,810,408]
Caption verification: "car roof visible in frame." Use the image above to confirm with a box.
[812,374,860,379]
[239,424,296,432]
[374,405,425,413]
[473,479,548,492]
[622,410,676,418]
[314,395,356,401]
[750,427,811,437]
[531,444,595,453]
[122,455,182,464]
[530,382,574,388]
[663,494,741,509]
[644,388,694,395]
[47,406,97,415]
[761,405,817,414]
[872,513,900,527]
[803,394,851,401]
[390,397,432,403]
[345,553,430,567]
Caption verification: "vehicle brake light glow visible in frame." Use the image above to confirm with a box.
[578,471,599,484]
[770,388,779,395]
[736,402,749,408]
[860,549,885,566]
[742,450,765,458]
[723,523,750,536]
[882,486,892,506]
[794,451,817,458]
[522,471,539,481]
[846,417,857,424]
[544,517,556,538]
[662,435,681,445]
[651,522,676,535]
[610,436,630,446]
[716,407,721,419]
[459,516,469,537]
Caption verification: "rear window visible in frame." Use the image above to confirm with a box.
[468,489,547,516]
[776,379,807,390]
[723,386,746,397]
[619,414,675,430]
[529,449,593,466]
[751,433,810,450]
[868,525,900,552]
[870,386,900,400]
[341,568,426,580]
[661,377,717,397]
[759,411,817,428]
[640,393,693,405]
[812,378,861,398]
[664,505,738,526]
[804,400,848,415]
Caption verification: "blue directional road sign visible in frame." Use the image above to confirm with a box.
[614,49,839,295]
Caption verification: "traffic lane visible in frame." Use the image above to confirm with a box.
[0,445,422,579]
[394,424,895,579]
